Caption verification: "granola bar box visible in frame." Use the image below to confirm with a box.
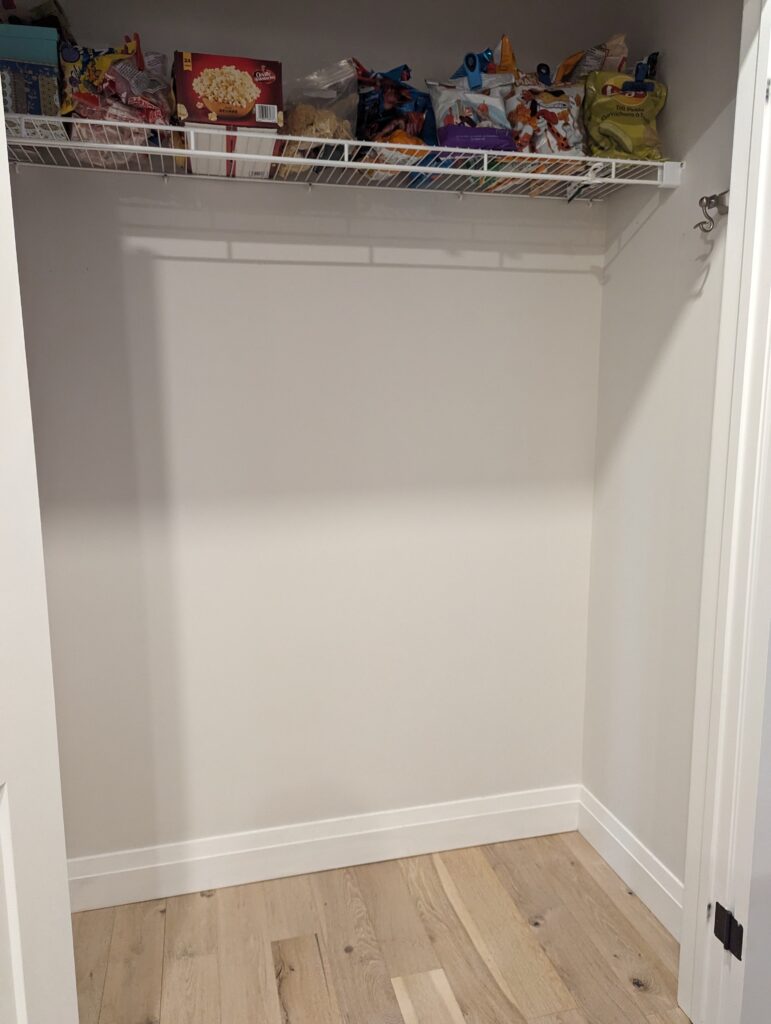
[173,51,283,128]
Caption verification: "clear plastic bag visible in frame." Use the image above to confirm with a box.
[284,58,357,140]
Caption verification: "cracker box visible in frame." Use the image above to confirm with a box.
[173,51,283,129]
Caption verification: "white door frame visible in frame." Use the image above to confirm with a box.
[679,0,771,1019]
[0,106,79,1021]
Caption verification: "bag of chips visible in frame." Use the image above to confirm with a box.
[428,82,514,150]
[505,84,585,155]
[583,69,667,159]
[355,61,436,144]
[556,33,628,84]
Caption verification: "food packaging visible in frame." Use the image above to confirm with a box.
[356,62,436,144]
[428,81,514,150]
[173,51,283,129]
[583,69,667,160]
[285,58,357,140]
[506,84,586,155]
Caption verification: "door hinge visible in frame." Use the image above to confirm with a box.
[714,902,744,960]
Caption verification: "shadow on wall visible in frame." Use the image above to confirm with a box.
[17,169,604,857]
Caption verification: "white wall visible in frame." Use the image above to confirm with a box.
[0,118,78,1021]
[14,171,603,858]
[582,0,743,879]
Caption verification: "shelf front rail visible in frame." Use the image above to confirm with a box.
[5,114,683,202]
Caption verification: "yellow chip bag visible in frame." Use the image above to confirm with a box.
[583,70,667,160]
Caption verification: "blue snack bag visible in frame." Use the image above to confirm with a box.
[354,60,437,145]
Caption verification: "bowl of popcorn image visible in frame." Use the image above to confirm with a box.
[192,65,260,121]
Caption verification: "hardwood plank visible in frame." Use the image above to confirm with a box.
[261,873,321,941]
[311,867,404,1024]
[434,848,575,1020]
[216,883,282,1024]
[559,832,679,977]
[392,969,466,1024]
[486,842,649,1024]
[529,1013,589,1024]
[72,908,115,1024]
[272,933,342,1024]
[354,860,439,977]
[161,891,220,1024]
[646,1010,692,1024]
[533,834,678,1014]
[99,900,165,1024]
[400,854,527,1024]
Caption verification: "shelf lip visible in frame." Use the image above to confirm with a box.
[5,114,683,202]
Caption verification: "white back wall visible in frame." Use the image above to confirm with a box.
[14,171,603,858]
[582,0,743,879]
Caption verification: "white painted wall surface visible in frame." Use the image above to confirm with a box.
[0,116,78,1021]
[14,172,603,858]
[582,0,743,879]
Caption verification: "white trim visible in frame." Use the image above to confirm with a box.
[680,2,771,1021]
[68,785,580,912]
[578,788,684,940]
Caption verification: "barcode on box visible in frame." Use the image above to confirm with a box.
[255,104,278,123]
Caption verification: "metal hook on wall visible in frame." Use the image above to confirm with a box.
[694,189,730,233]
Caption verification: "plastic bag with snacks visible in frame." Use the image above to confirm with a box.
[556,33,628,83]
[356,62,436,144]
[583,68,667,160]
[284,58,357,140]
[505,84,586,155]
[60,34,172,124]
[428,82,514,150]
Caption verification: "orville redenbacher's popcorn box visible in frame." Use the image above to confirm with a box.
[173,51,283,129]
[173,51,283,177]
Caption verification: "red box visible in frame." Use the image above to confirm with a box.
[173,51,283,129]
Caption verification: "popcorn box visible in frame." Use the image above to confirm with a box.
[173,51,283,129]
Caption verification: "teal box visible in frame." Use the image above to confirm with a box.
[0,24,58,65]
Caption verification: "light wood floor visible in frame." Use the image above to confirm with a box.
[72,831,690,1024]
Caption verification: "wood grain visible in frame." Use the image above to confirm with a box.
[99,900,165,1024]
[262,873,321,942]
[311,867,405,1024]
[354,860,439,978]
[486,841,650,1024]
[162,891,220,1024]
[401,854,527,1024]
[533,834,678,1015]
[71,908,115,1024]
[72,834,683,1024]
[392,969,466,1024]
[272,933,342,1024]
[434,848,576,1019]
[216,883,282,1024]
[646,1010,692,1024]
[559,832,680,977]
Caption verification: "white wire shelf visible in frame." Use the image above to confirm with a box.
[5,114,683,202]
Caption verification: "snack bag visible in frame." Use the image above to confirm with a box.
[103,44,173,124]
[556,33,628,83]
[355,61,437,145]
[285,58,357,139]
[59,40,133,115]
[505,84,585,155]
[583,69,667,159]
[428,82,513,150]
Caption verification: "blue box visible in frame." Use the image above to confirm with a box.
[0,24,58,65]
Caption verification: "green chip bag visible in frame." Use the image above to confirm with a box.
[583,70,667,160]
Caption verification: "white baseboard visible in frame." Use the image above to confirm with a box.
[69,785,580,912]
[577,787,684,939]
[69,784,684,938]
